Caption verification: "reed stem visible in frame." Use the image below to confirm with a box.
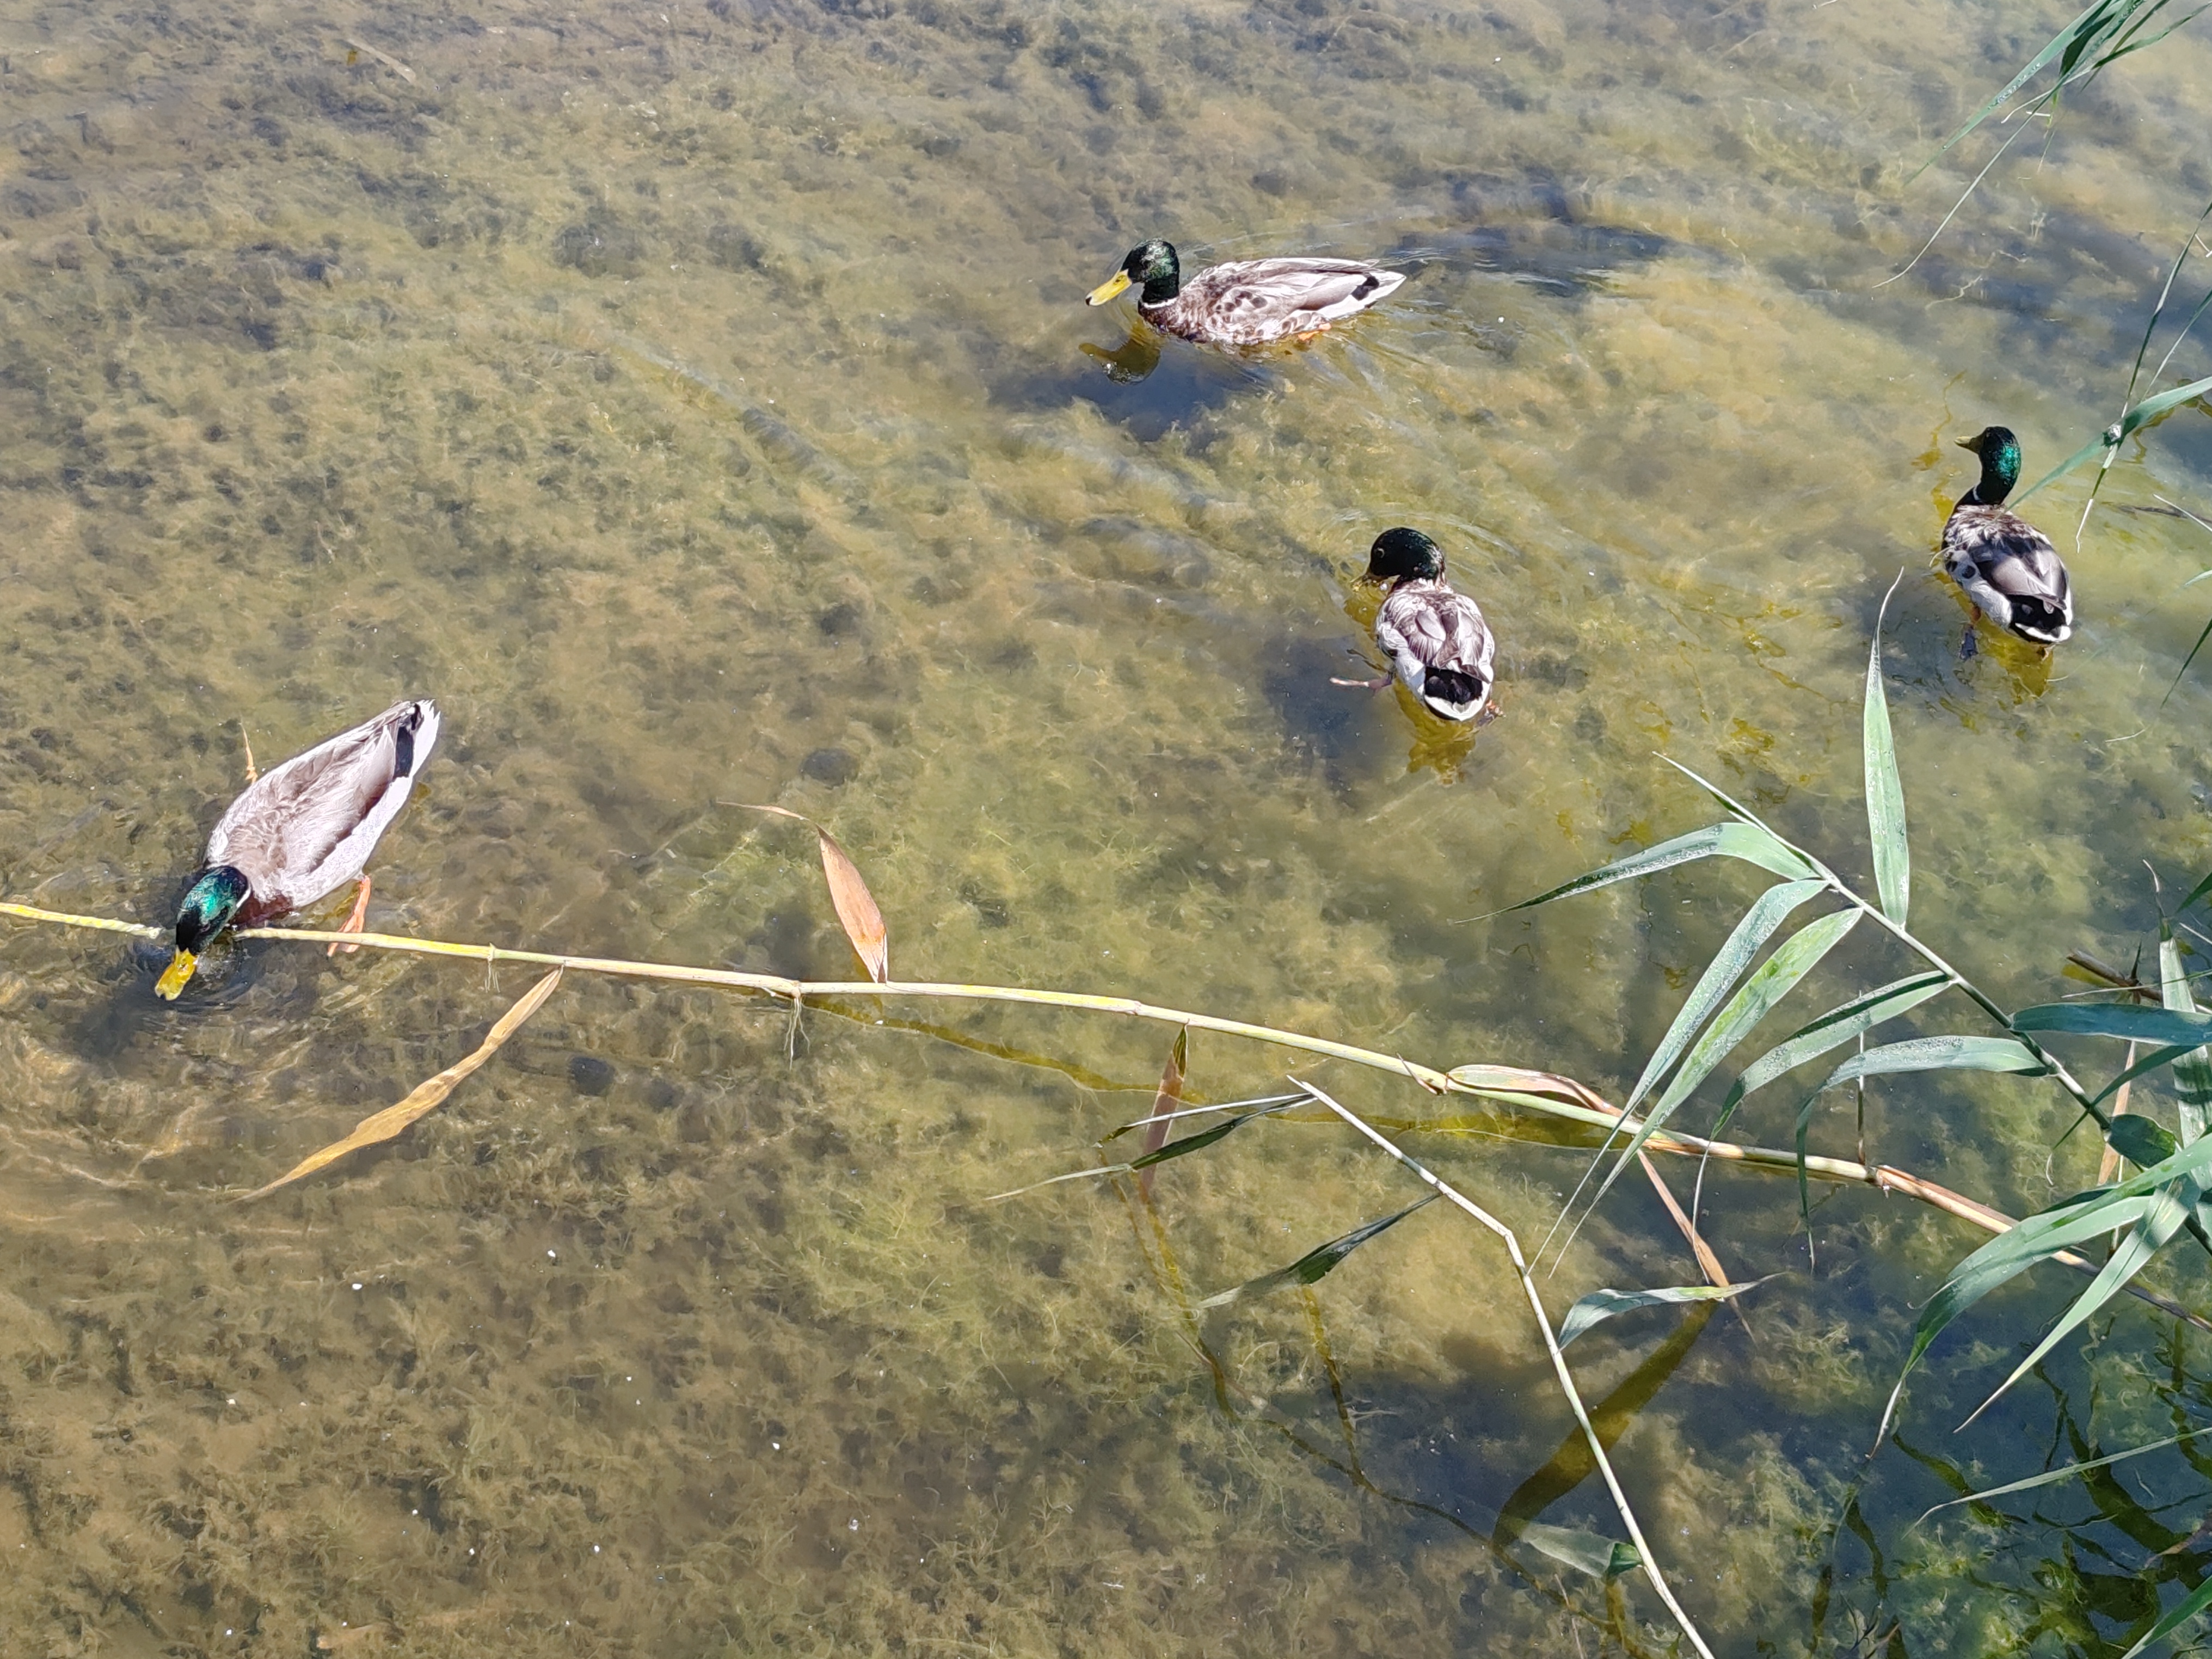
[4,897,2205,1331]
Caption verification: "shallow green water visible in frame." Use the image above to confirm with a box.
[6,0,2212,1651]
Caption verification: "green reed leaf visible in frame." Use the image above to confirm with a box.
[1130,1114,1246,1171]
[1911,0,2116,178]
[1651,910,1864,1122]
[2017,372,2212,503]
[1796,1037,2049,1220]
[2110,1114,2182,1170]
[1580,909,1863,1226]
[1512,1522,1642,1581]
[1963,1177,2197,1427]
[2161,926,2212,1144]
[1557,1280,1770,1350]
[2014,1003,2212,1044]
[1196,1195,1437,1310]
[1864,579,1910,925]
[1877,1129,2212,1444]
[1805,1034,2049,1090]
[2171,611,2212,702]
[1103,1092,1307,1142]
[1506,821,1813,911]
[1619,881,1827,1116]
[2178,867,2212,917]
[1716,973,1951,1129]
[2119,1571,2212,1659]
[988,1100,1292,1202]
[1877,1188,2158,1445]
[2106,0,2212,60]
[2092,1043,2203,1110]
[1917,1425,2212,1523]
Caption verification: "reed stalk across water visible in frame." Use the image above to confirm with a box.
[6,894,2207,1336]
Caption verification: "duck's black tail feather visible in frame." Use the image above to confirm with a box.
[1423,667,1489,717]
[2008,597,2072,642]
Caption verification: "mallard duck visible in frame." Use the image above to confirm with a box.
[1944,426,2074,654]
[1085,239,1404,346]
[156,699,440,998]
[1335,527,1496,721]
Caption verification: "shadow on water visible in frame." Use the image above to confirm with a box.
[999,315,1285,444]
[1494,1306,1718,1537]
[1259,634,1397,794]
[1812,1344,2212,1658]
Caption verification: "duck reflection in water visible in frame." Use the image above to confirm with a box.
[1079,328,1163,384]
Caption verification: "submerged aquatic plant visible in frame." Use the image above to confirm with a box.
[18,604,2212,1650]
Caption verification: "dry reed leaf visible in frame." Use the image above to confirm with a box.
[313,1625,392,1651]
[1637,1154,1729,1285]
[814,826,888,983]
[1139,1027,1188,1201]
[2099,1037,2140,1187]
[728,803,889,983]
[342,34,416,81]
[1638,1152,1753,1337]
[241,968,563,1201]
[1447,1063,1613,1114]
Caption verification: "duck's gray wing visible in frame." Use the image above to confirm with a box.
[208,699,440,909]
[1945,505,2074,638]
[1183,258,1405,325]
[1377,584,1493,676]
[1947,508,2067,598]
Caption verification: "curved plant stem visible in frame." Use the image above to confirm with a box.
[1300,1078,1718,1659]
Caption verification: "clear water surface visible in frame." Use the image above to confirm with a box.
[4,0,2212,1652]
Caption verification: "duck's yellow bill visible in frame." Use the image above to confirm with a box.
[1086,270,1132,306]
[1955,436,1978,450]
[155,950,198,1000]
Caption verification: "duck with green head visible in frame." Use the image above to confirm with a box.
[157,699,440,998]
[1332,527,1496,722]
[1943,425,2074,655]
[1085,238,1405,347]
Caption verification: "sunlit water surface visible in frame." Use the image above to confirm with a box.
[5,0,2212,1652]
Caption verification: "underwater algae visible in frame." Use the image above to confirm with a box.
[4,0,2212,1651]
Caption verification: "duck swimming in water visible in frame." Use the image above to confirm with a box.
[1335,527,1496,722]
[156,699,440,998]
[1943,425,2074,655]
[1085,239,1404,347]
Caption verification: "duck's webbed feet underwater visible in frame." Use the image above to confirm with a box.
[328,876,371,956]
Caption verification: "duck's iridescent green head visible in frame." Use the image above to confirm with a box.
[156,864,249,999]
[1957,425,2023,506]
[1087,239,1181,307]
[1365,526,1446,585]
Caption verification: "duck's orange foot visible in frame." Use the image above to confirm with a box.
[329,876,370,956]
